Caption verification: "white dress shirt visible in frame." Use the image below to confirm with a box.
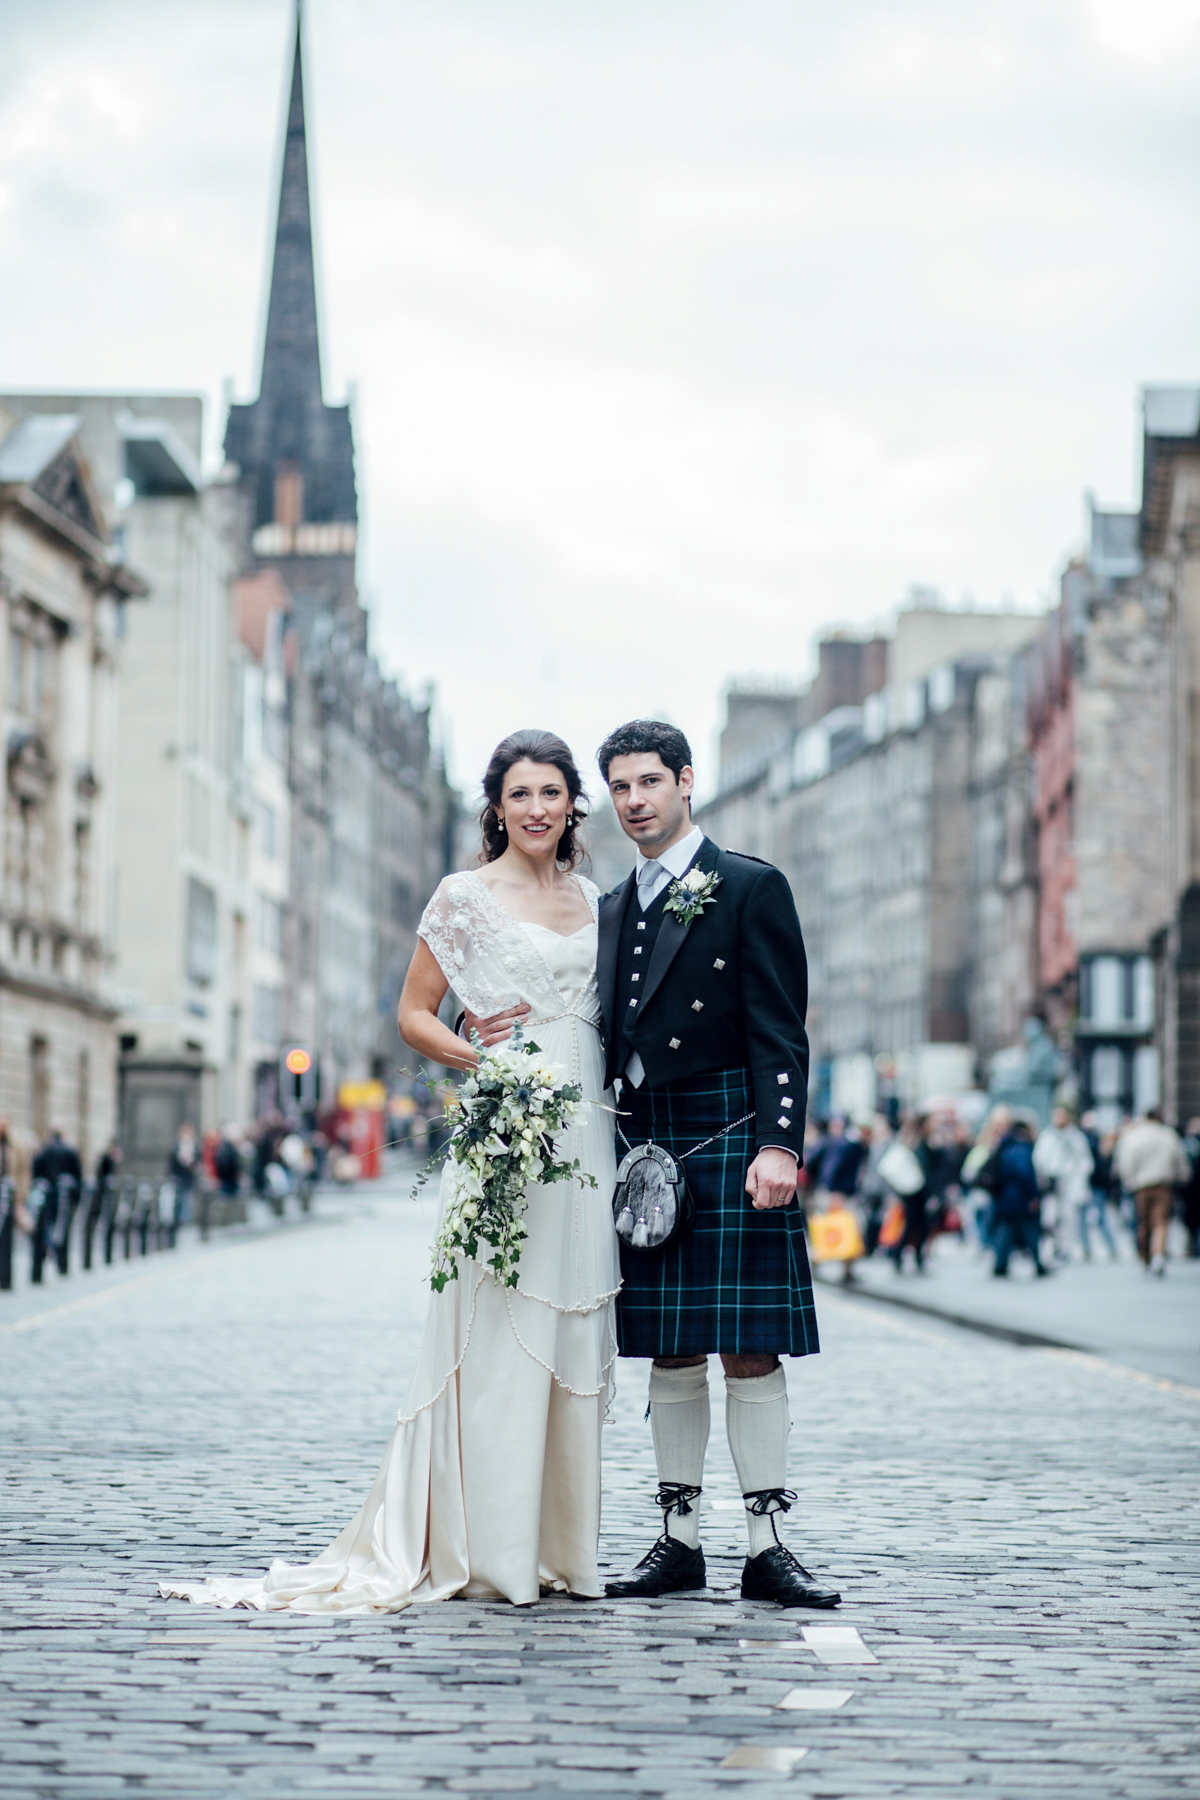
[623,826,705,1088]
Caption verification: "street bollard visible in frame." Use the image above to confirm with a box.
[0,1177,13,1291]
[157,1181,179,1251]
[81,1180,102,1271]
[29,1179,54,1284]
[52,1175,79,1277]
[136,1182,156,1256]
[102,1176,124,1265]
[120,1177,137,1260]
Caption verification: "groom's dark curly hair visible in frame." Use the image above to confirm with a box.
[596,719,693,784]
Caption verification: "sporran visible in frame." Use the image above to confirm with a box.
[612,1109,755,1254]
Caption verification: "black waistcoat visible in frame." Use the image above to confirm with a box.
[615,883,670,1071]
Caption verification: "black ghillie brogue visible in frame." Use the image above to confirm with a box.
[604,1483,706,1598]
[738,1487,841,1609]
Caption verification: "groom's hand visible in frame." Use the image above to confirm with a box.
[746,1148,798,1210]
[461,1003,531,1048]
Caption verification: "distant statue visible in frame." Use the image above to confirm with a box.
[988,1016,1061,1127]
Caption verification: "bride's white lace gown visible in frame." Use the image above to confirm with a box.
[159,871,619,1613]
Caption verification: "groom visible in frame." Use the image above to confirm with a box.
[594,719,838,1608]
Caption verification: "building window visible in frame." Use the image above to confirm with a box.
[187,774,212,861]
[1079,953,1154,1031]
[254,892,284,956]
[29,1035,48,1141]
[252,983,282,1046]
[186,877,218,985]
[8,625,46,719]
[8,627,24,709]
[255,798,278,859]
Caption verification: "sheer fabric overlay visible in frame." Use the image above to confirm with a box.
[158,870,619,1615]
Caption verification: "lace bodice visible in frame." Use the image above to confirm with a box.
[418,871,602,1026]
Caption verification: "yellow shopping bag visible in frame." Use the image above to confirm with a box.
[807,1204,865,1264]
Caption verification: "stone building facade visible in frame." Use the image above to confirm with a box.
[0,405,143,1162]
[1138,388,1200,1125]
[223,10,454,1104]
[1,394,256,1171]
[1018,500,1171,1126]
[697,607,1044,1117]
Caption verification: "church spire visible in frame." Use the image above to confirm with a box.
[260,4,322,405]
[225,0,358,575]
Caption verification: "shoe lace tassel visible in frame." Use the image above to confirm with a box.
[742,1486,798,1546]
[655,1481,702,1521]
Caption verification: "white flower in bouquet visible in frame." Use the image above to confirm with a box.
[427,1022,594,1292]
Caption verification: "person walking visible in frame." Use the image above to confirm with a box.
[213,1129,242,1200]
[1115,1107,1189,1276]
[1079,1112,1120,1260]
[30,1129,83,1281]
[1034,1106,1094,1263]
[889,1114,936,1274]
[0,1116,31,1291]
[856,1120,892,1257]
[167,1123,199,1226]
[961,1107,1011,1249]
[1180,1119,1200,1260]
[984,1119,1049,1278]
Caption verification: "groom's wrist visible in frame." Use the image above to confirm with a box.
[759,1143,799,1162]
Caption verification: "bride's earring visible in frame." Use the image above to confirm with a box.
[566,814,574,826]
[497,816,506,832]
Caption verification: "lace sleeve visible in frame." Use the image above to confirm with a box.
[417,874,481,993]
[416,872,528,1015]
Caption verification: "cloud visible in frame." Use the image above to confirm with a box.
[1,0,1198,788]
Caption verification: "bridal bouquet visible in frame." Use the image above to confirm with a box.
[430,1025,592,1293]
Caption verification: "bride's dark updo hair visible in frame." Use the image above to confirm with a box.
[479,729,588,867]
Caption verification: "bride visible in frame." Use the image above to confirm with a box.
[159,729,619,1611]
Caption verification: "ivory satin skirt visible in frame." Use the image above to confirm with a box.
[159,1012,619,1614]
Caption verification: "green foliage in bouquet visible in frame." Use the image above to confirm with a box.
[430,1023,595,1292]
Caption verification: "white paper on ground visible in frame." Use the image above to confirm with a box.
[720,1745,809,1771]
[801,1624,877,1663]
[776,1687,854,1710]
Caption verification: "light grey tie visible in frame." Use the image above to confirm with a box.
[637,858,663,912]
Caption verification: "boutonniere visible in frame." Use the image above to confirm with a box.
[663,867,722,926]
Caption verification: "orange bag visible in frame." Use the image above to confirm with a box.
[808,1204,865,1263]
[877,1198,905,1250]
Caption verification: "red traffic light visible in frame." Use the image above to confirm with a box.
[285,1048,313,1077]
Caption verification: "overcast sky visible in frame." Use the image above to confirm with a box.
[2,0,1199,796]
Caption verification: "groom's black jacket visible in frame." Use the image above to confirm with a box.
[597,836,810,1155]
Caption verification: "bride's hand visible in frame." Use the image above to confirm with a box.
[462,1002,531,1048]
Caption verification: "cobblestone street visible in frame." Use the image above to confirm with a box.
[2,1170,1198,1800]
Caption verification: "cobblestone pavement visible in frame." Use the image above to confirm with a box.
[2,1169,1198,1800]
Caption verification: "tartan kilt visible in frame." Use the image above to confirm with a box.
[615,1067,820,1359]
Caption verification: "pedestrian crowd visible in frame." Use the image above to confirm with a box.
[801,1101,1200,1282]
[0,1112,336,1295]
